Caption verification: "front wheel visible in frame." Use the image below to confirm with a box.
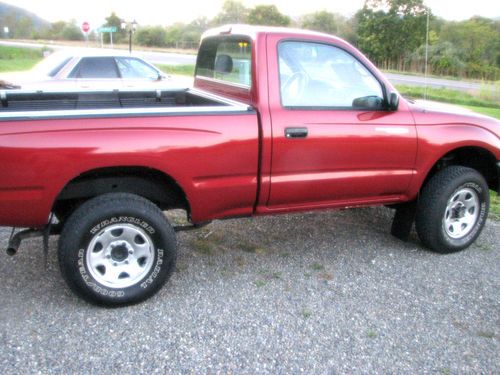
[416,166,489,253]
[58,193,176,306]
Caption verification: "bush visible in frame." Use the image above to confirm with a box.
[135,26,167,47]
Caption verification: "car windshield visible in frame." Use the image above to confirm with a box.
[31,52,72,77]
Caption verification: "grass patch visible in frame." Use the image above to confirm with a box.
[396,84,499,108]
[254,280,266,288]
[190,238,214,255]
[367,330,378,338]
[301,309,312,319]
[157,64,195,77]
[236,239,263,253]
[462,106,500,120]
[476,330,495,339]
[490,191,500,221]
[0,45,44,72]
[310,262,325,271]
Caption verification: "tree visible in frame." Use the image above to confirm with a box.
[212,0,248,26]
[61,22,84,41]
[356,0,427,70]
[135,26,167,47]
[300,10,358,43]
[247,5,290,27]
[102,12,127,43]
[301,11,341,35]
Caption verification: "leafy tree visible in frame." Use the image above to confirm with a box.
[300,10,357,43]
[163,20,206,49]
[212,0,248,25]
[439,17,499,69]
[247,5,290,27]
[102,12,127,43]
[408,41,465,76]
[356,0,427,69]
[61,22,84,41]
[14,16,35,38]
[135,26,167,47]
[301,11,341,35]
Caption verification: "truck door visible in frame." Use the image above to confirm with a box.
[267,38,417,209]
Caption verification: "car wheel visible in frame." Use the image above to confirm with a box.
[58,193,176,306]
[416,166,489,253]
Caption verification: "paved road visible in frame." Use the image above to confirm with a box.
[384,72,482,92]
[0,207,498,373]
[0,40,484,92]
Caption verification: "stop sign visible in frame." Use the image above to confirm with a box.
[81,22,90,33]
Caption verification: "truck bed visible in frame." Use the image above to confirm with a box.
[0,87,244,117]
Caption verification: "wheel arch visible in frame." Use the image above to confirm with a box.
[420,146,498,193]
[52,166,191,222]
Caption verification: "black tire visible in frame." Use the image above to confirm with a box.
[58,193,176,306]
[416,166,489,253]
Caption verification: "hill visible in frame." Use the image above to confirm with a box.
[0,1,50,38]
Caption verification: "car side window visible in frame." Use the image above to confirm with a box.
[69,57,120,79]
[278,41,384,109]
[115,58,159,79]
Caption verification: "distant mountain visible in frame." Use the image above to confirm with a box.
[0,2,50,37]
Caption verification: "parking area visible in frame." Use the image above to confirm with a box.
[0,207,498,373]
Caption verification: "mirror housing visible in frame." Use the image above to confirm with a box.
[388,92,399,111]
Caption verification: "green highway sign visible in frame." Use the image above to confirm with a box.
[97,26,117,33]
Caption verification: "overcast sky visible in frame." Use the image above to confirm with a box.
[3,0,499,29]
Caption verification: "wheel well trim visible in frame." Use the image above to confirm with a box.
[51,165,191,216]
[413,145,498,198]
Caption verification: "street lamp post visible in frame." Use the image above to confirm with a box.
[121,20,138,53]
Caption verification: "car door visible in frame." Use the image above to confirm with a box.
[267,38,417,209]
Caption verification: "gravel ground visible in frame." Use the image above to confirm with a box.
[0,207,498,374]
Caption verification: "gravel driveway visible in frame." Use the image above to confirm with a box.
[0,207,498,374]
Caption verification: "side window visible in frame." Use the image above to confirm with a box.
[197,37,252,87]
[278,41,384,109]
[69,57,119,79]
[115,57,159,79]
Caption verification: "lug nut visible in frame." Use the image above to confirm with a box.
[113,262,117,266]
[129,250,134,254]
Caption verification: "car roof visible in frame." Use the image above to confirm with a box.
[46,49,143,59]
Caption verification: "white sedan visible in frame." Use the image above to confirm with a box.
[2,50,175,90]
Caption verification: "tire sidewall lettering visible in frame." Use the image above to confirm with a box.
[442,182,487,246]
[90,216,156,235]
[80,216,162,299]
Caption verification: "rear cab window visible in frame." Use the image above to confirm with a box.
[196,36,252,88]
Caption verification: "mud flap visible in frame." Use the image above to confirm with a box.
[391,200,417,242]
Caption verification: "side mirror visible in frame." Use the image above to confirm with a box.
[352,95,384,110]
[389,92,399,111]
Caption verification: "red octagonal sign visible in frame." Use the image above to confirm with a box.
[81,22,90,33]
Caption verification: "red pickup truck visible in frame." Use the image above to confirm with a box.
[1,25,499,306]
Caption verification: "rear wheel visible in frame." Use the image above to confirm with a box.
[416,166,489,253]
[58,193,176,306]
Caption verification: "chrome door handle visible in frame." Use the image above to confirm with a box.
[285,127,308,138]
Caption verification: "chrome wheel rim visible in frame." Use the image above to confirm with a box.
[443,188,480,239]
[86,224,155,289]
